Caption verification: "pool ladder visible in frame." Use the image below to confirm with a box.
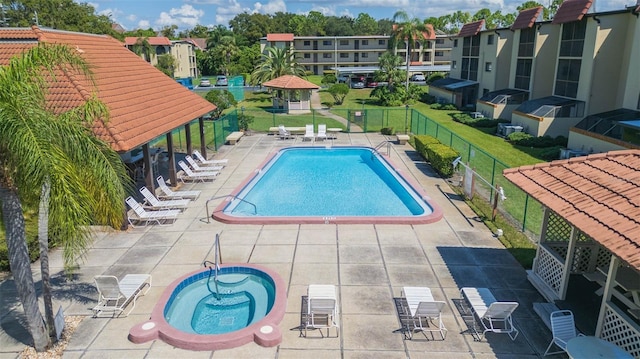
[373,140,392,157]
[203,233,222,300]
[205,195,257,223]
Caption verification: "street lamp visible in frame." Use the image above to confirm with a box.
[404,104,410,134]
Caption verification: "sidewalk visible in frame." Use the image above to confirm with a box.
[310,89,363,132]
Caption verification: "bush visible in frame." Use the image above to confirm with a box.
[238,113,254,131]
[327,83,349,105]
[424,144,460,177]
[507,133,567,148]
[413,135,441,158]
[431,102,456,110]
[539,147,562,161]
[506,131,532,143]
[427,72,446,83]
[452,113,502,128]
[321,74,337,85]
[420,93,437,104]
[381,127,395,135]
[430,103,442,110]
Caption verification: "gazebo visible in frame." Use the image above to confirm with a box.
[504,150,640,357]
[262,75,319,114]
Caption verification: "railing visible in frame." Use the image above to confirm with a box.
[202,233,222,300]
[600,302,640,357]
[373,140,392,157]
[205,195,257,223]
[533,244,565,298]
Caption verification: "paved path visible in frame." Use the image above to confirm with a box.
[310,89,363,132]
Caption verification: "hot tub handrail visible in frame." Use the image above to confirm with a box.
[206,195,257,223]
[202,233,222,300]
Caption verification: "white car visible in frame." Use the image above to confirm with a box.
[410,74,426,82]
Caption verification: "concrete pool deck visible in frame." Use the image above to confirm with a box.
[0,132,556,358]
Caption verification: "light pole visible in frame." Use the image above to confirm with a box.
[404,104,410,134]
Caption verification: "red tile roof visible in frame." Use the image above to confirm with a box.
[458,20,485,37]
[183,37,207,50]
[504,150,640,270]
[123,36,172,46]
[552,0,593,24]
[0,26,216,152]
[266,33,294,42]
[262,75,319,89]
[511,6,544,30]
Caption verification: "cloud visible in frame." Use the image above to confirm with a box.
[252,0,287,14]
[155,4,205,28]
[138,20,150,29]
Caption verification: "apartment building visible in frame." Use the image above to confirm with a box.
[430,0,640,153]
[259,30,452,76]
[124,37,198,79]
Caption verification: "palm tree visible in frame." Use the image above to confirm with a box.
[251,46,306,85]
[390,11,431,94]
[376,52,404,87]
[216,36,238,76]
[0,43,129,351]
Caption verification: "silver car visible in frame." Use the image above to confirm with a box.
[350,78,365,89]
[215,75,228,86]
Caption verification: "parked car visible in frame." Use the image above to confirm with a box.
[469,111,485,119]
[199,78,211,87]
[410,73,426,82]
[215,75,228,86]
[337,74,350,83]
[350,78,365,89]
[366,79,378,88]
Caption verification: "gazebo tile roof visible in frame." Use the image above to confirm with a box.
[262,75,319,89]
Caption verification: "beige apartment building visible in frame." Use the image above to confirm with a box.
[124,37,199,79]
[430,1,640,155]
[259,31,452,76]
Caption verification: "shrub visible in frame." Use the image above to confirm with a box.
[381,127,395,135]
[238,113,254,131]
[506,131,533,143]
[452,113,502,128]
[413,135,441,157]
[321,74,337,85]
[420,93,437,104]
[424,143,460,178]
[205,90,237,119]
[427,72,446,83]
[430,103,442,110]
[327,83,349,105]
[539,147,562,161]
[441,104,457,110]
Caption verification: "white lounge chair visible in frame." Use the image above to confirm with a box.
[156,176,200,200]
[125,196,180,227]
[303,124,315,142]
[544,310,584,356]
[92,274,151,317]
[402,287,447,340]
[178,160,219,183]
[278,125,293,140]
[316,124,327,141]
[306,284,339,337]
[185,155,223,172]
[460,287,519,341]
[192,150,228,166]
[139,186,190,210]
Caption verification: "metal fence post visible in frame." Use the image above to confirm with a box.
[522,194,529,232]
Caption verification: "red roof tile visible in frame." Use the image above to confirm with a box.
[266,33,294,42]
[504,150,640,270]
[511,6,544,30]
[262,75,319,89]
[183,37,207,50]
[552,0,593,24]
[0,26,216,152]
[124,36,172,46]
[458,20,485,37]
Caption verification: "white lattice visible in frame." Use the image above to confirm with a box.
[597,248,613,269]
[600,303,640,358]
[571,245,594,272]
[545,212,572,242]
[534,245,564,296]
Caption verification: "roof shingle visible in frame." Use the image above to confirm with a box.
[262,75,319,89]
[266,33,294,42]
[552,0,593,24]
[504,150,640,270]
[511,6,544,30]
[458,20,485,38]
[0,26,216,152]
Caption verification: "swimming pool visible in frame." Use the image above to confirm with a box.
[212,146,442,224]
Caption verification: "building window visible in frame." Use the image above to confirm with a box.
[340,40,349,46]
[361,53,368,58]
[555,59,581,98]
[378,39,385,45]
[487,34,494,45]
[303,53,310,58]
[452,60,457,69]
[423,53,431,61]
[436,38,444,44]
[323,40,332,46]
[340,53,349,58]
[435,51,443,57]
[518,28,535,57]
[514,59,532,90]
[426,42,432,49]
[560,20,586,57]
[454,39,458,47]
[323,53,332,58]
[485,62,492,71]
[303,40,310,46]
[362,40,368,45]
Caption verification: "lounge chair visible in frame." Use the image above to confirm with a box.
[156,176,200,200]
[139,186,190,210]
[178,160,219,183]
[460,287,519,341]
[402,287,447,340]
[192,150,228,166]
[185,155,223,172]
[316,124,327,141]
[305,284,339,337]
[544,310,584,356]
[92,274,151,317]
[278,125,293,140]
[303,124,315,142]
[125,196,180,227]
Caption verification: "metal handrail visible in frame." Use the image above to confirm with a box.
[202,233,222,300]
[373,140,392,156]
[205,195,257,223]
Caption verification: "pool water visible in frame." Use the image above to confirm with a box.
[226,147,432,217]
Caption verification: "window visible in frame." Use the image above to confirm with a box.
[471,35,480,56]
[323,53,332,58]
[514,59,532,90]
[323,40,332,46]
[426,42,432,49]
[303,40,311,46]
[452,60,457,69]
[361,53,368,58]
[340,40,349,46]
[435,51,443,57]
[303,53,310,58]
[378,39,385,45]
[485,62,492,72]
[362,40,368,45]
[555,59,581,98]
[560,21,586,57]
[487,34,494,45]
[518,28,535,57]
[340,53,349,58]
[436,38,444,44]
[423,53,431,61]
[454,39,458,47]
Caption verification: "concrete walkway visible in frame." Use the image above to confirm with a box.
[310,89,364,132]
[0,133,556,358]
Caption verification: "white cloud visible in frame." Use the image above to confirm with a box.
[126,14,137,22]
[155,4,205,28]
[252,0,287,14]
[138,20,150,29]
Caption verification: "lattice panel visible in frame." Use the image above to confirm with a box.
[597,248,613,269]
[534,246,564,295]
[576,231,590,242]
[548,243,568,261]
[571,245,593,273]
[600,304,640,358]
[545,212,572,242]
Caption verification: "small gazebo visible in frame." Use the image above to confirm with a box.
[262,75,319,114]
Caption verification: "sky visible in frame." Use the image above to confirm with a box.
[85,0,634,32]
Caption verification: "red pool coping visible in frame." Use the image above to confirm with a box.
[212,146,444,225]
[129,263,286,351]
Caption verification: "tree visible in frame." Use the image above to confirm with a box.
[159,25,178,39]
[204,90,237,119]
[325,16,355,36]
[131,37,152,63]
[155,53,177,77]
[327,83,349,105]
[375,52,404,86]
[517,1,550,20]
[354,13,377,35]
[251,46,306,85]
[0,43,129,351]
[214,35,238,76]
[390,11,431,95]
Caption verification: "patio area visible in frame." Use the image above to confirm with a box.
[0,133,557,358]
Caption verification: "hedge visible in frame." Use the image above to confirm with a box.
[413,135,460,177]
